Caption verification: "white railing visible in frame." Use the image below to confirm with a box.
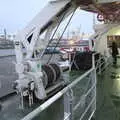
[94,53,111,74]
[21,54,97,120]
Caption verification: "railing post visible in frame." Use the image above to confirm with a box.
[99,56,101,74]
[69,89,73,120]
[92,53,97,117]
[92,53,95,69]
[64,89,73,120]
[69,52,71,72]
[92,68,97,115]
[64,91,72,120]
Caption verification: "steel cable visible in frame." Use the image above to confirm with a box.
[47,8,77,64]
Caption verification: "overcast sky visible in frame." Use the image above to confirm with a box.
[0,0,96,34]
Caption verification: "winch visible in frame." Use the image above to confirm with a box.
[13,59,64,107]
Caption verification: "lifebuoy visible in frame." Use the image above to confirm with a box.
[97,14,104,22]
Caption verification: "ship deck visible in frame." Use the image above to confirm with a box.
[96,57,120,120]
[0,56,120,120]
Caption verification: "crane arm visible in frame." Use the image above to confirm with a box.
[15,0,75,59]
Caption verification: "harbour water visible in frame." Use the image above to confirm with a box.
[0,49,15,57]
[0,49,17,97]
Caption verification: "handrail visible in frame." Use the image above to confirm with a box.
[79,97,96,120]
[21,68,94,120]
[92,52,98,69]
[73,83,96,111]
[92,52,111,74]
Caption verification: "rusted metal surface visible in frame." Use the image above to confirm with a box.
[74,0,120,22]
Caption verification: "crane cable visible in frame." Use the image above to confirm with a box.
[47,7,77,64]
[40,6,70,59]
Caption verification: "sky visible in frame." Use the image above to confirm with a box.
[0,0,96,35]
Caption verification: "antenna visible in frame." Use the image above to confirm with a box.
[4,29,7,40]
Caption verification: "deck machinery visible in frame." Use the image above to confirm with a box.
[13,0,120,107]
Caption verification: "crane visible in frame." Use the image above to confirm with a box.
[13,0,120,107]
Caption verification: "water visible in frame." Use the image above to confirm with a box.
[0,49,17,97]
[0,49,15,57]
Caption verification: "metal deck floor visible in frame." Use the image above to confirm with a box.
[96,58,120,120]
